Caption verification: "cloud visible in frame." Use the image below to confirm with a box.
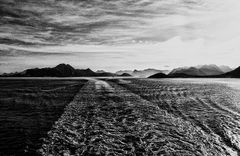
[0,49,71,57]
[1,0,240,72]
[0,0,208,46]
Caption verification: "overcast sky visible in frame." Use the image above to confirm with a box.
[1,0,240,73]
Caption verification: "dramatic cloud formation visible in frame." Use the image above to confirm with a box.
[0,0,240,73]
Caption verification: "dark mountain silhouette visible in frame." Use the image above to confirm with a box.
[75,68,96,77]
[222,66,240,78]
[148,73,169,78]
[24,68,63,77]
[54,64,75,76]
[0,64,115,77]
[149,72,193,78]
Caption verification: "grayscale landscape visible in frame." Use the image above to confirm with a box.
[1,0,240,155]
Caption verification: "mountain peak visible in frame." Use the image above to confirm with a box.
[53,63,75,76]
[55,63,74,69]
[86,68,93,72]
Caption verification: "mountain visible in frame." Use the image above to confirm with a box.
[1,63,234,78]
[1,64,114,77]
[75,68,96,77]
[119,73,132,77]
[149,65,234,78]
[148,73,169,78]
[197,64,224,76]
[222,66,240,78]
[95,70,116,77]
[54,64,75,76]
[132,69,169,78]
[116,70,133,75]
[169,67,204,76]
[116,69,169,78]
[169,65,226,77]
[96,70,107,73]
[19,64,76,77]
[219,65,232,73]
[24,64,95,77]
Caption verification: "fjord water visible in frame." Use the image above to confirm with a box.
[0,79,86,155]
[1,78,240,155]
[118,78,240,155]
[41,78,240,155]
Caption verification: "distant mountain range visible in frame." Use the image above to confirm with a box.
[116,69,169,78]
[149,65,238,78]
[1,63,239,78]
[0,64,120,77]
[2,64,167,77]
[169,64,232,76]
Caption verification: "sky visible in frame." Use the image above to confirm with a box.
[1,0,240,73]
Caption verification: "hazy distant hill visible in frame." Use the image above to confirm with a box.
[115,70,133,75]
[0,64,115,77]
[94,70,117,77]
[197,64,225,75]
[149,64,233,78]
[169,67,205,76]
[218,65,232,73]
[169,65,230,76]
[96,70,107,73]
[116,69,169,78]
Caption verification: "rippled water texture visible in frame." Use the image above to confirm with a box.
[1,78,240,155]
[41,78,240,156]
[0,79,86,155]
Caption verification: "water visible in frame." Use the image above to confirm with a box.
[1,78,240,155]
[0,79,86,155]
[118,78,240,155]
[163,78,240,89]
[41,78,240,155]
